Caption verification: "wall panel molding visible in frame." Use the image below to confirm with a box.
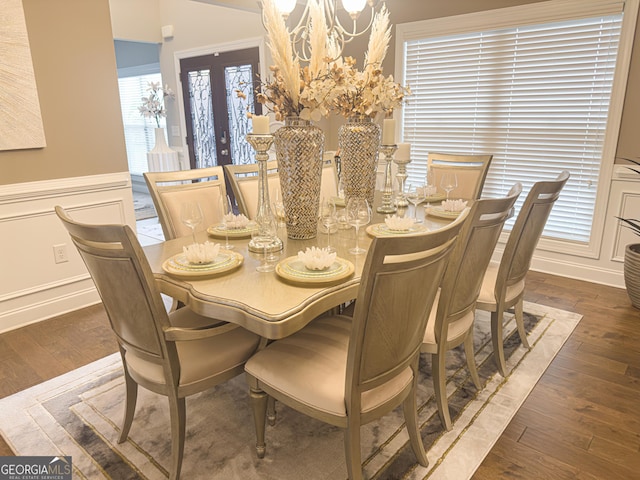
[0,172,134,333]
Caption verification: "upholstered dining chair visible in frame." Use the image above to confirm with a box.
[476,170,570,376]
[55,206,262,480]
[224,160,280,219]
[144,166,227,240]
[244,209,469,480]
[422,183,522,431]
[428,152,493,200]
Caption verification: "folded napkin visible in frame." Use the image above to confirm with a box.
[441,199,468,212]
[384,214,415,231]
[297,246,337,270]
[183,241,220,264]
[223,213,250,229]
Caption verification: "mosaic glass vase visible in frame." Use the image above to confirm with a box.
[274,116,324,239]
[338,115,381,207]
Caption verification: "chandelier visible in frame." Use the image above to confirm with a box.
[270,0,382,61]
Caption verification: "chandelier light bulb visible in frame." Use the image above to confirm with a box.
[274,0,297,16]
[341,0,367,15]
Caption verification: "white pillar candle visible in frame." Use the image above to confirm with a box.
[382,118,396,145]
[252,115,270,135]
[396,143,411,160]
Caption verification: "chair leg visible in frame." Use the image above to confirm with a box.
[267,396,277,426]
[167,394,186,480]
[514,298,530,349]
[432,352,452,431]
[249,387,268,459]
[344,419,363,480]
[402,384,428,467]
[463,333,482,390]
[491,310,508,377]
[118,367,138,443]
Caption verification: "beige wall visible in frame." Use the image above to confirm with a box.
[0,0,127,186]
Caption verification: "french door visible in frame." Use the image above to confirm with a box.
[179,47,262,171]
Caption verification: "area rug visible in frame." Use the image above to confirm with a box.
[133,195,157,221]
[0,302,581,480]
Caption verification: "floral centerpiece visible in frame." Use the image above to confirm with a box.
[256,0,336,122]
[329,5,409,119]
[138,81,175,128]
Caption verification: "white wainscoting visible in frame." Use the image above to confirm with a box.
[0,172,136,333]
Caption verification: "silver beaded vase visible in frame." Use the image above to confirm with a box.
[338,115,381,207]
[274,116,324,239]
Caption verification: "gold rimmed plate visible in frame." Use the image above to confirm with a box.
[426,206,464,219]
[207,223,258,239]
[366,223,428,237]
[162,249,243,277]
[421,192,446,203]
[275,256,355,286]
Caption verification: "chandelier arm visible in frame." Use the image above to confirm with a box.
[331,6,375,41]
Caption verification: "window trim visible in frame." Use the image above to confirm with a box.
[395,0,639,259]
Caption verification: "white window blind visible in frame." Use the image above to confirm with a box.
[118,73,164,176]
[402,10,623,243]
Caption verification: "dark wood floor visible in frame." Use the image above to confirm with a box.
[1,271,639,478]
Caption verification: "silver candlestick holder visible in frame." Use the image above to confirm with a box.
[394,155,411,208]
[246,134,283,254]
[377,144,398,214]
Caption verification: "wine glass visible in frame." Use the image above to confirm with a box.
[424,168,438,209]
[218,193,234,250]
[319,198,337,253]
[272,188,286,228]
[346,198,370,255]
[440,172,458,200]
[406,184,425,223]
[180,201,203,245]
[255,216,278,272]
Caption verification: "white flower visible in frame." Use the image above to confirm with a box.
[139,82,175,128]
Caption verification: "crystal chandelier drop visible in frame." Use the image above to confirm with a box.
[270,0,382,61]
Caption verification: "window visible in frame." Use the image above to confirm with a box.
[118,72,164,176]
[399,0,631,244]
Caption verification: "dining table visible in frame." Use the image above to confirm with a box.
[143,197,456,340]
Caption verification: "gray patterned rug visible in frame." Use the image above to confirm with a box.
[0,302,581,479]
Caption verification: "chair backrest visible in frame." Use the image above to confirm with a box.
[434,183,522,343]
[346,209,469,405]
[496,171,570,295]
[144,166,227,240]
[55,206,173,370]
[224,161,280,219]
[428,152,493,200]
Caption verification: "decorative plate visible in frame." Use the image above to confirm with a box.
[331,196,346,207]
[207,223,258,239]
[162,249,243,277]
[275,256,355,286]
[366,223,428,237]
[426,206,464,219]
[422,192,446,203]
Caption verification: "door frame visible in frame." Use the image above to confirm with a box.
[172,37,268,169]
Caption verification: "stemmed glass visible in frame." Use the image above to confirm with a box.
[319,198,337,253]
[406,184,425,223]
[424,168,438,210]
[255,216,278,272]
[347,198,371,255]
[180,201,203,245]
[218,193,234,250]
[272,188,286,228]
[440,172,458,200]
